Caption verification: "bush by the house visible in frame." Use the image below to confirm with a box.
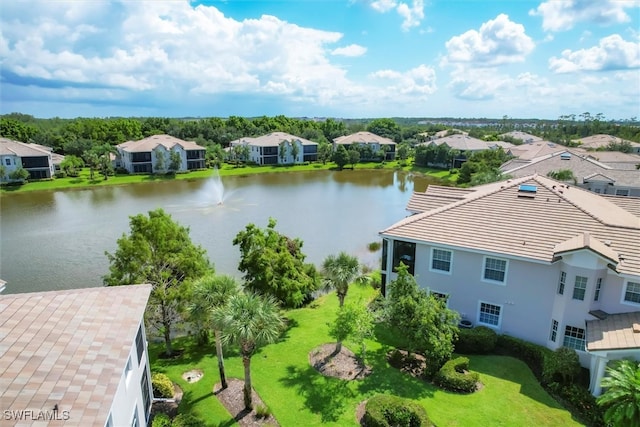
[363,394,433,427]
[152,372,175,398]
[496,335,553,379]
[433,356,479,393]
[171,414,205,427]
[151,413,172,427]
[455,326,497,354]
[543,347,581,384]
[547,382,605,427]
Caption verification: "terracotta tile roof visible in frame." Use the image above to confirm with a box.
[602,195,640,216]
[587,311,640,351]
[507,141,566,160]
[381,175,640,276]
[419,134,488,151]
[229,132,317,147]
[554,232,620,265]
[0,285,151,426]
[333,131,396,145]
[0,138,53,157]
[117,134,204,153]
[406,185,473,214]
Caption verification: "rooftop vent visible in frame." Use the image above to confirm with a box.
[560,153,571,160]
[517,184,537,198]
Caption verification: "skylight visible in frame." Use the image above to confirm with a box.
[518,184,537,193]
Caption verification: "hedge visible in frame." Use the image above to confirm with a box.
[433,356,479,393]
[455,326,498,354]
[363,394,433,427]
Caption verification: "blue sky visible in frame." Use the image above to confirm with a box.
[1,0,639,120]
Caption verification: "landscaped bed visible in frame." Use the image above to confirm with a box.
[149,285,582,427]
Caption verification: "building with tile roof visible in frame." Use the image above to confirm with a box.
[0,285,153,426]
[500,131,543,144]
[379,175,640,395]
[333,131,396,160]
[0,138,56,181]
[572,134,640,154]
[229,132,318,165]
[116,134,206,174]
[501,149,640,197]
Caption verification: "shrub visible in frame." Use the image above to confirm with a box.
[547,382,605,427]
[171,414,205,427]
[455,326,497,354]
[151,413,171,427]
[363,394,432,427]
[433,356,479,393]
[543,347,581,384]
[152,372,175,398]
[255,404,272,419]
[387,349,405,369]
[55,171,67,178]
[368,241,382,252]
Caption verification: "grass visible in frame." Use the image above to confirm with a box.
[150,285,583,427]
[0,160,456,193]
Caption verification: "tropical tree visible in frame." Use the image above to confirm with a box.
[290,140,300,163]
[169,150,182,172]
[104,208,210,356]
[328,301,374,359]
[332,145,350,170]
[213,292,284,410]
[188,274,241,390]
[597,359,640,427]
[233,218,319,308]
[318,141,334,164]
[60,155,84,177]
[155,149,166,173]
[321,251,363,307]
[0,165,6,181]
[84,151,99,180]
[9,167,29,182]
[278,140,289,164]
[348,149,360,168]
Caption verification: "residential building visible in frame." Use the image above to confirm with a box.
[229,132,318,165]
[506,141,567,160]
[0,138,56,181]
[0,285,152,426]
[501,149,640,197]
[379,175,640,395]
[573,134,640,154]
[333,131,396,160]
[500,131,543,144]
[416,134,513,167]
[116,134,206,174]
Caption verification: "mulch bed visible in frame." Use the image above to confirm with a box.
[309,343,372,380]
[150,383,183,419]
[214,378,280,427]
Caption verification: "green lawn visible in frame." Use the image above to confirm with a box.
[150,286,583,427]
[1,161,455,193]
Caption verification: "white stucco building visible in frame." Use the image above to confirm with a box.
[380,174,640,395]
[229,132,318,165]
[116,134,206,174]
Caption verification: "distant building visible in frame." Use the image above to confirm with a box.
[229,132,318,165]
[380,175,640,396]
[333,131,396,160]
[0,285,153,426]
[573,134,640,154]
[500,131,543,144]
[0,138,56,181]
[116,134,206,174]
[416,134,513,167]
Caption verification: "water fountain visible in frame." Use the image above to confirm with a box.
[211,166,225,205]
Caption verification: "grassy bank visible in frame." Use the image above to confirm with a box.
[150,285,581,427]
[0,161,455,194]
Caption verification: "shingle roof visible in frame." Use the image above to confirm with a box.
[118,134,204,152]
[0,285,151,426]
[0,138,53,157]
[333,131,396,145]
[381,175,640,276]
[230,132,317,147]
[587,311,640,351]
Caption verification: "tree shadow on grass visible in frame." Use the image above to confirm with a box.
[276,317,299,343]
[178,390,236,427]
[279,365,356,423]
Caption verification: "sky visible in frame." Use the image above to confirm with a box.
[1,0,639,120]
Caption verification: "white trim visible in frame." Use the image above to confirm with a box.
[481,256,508,286]
[477,300,503,329]
[429,247,453,275]
[621,279,640,307]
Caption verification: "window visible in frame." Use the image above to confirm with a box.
[141,368,151,420]
[563,326,586,351]
[430,291,449,305]
[557,271,566,295]
[4,158,10,166]
[549,319,558,342]
[105,413,113,427]
[624,281,640,304]
[393,240,416,275]
[478,302,502,327]
[572,276,587,301]
[483,257,507,283]
[125,356,133,386]
[131,410,139,427]
[594,278,603,302]
[381,240,388,271]
[615,189,630,196]
[135,326,144,364]
[431,248,452,273]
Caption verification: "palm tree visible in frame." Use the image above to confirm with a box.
[321,251,364,307]
[213,292,284,410]
[597,359,640,427]
[188,274,240,390]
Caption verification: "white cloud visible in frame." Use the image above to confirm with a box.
[331,44,367,57]
[368,0,424,31]
[370,64,437,95]
[443,14,534,66]
[549,34,640,73]
[530,0,638,32]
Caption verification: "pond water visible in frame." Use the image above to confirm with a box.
[0,169,438,294]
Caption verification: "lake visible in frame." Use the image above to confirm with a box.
[0,169,437,294]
